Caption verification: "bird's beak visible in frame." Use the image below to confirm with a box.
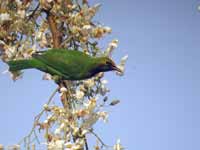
[112,63,123,73]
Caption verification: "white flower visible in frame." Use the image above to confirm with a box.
[42,73,52,80]
[83,25,92,30]
[100,84,109,96]
[104,26,112,33]
[7,145,20,150]
[22,52,32,59]
[75,90,85,100]
[48,140,65,150]
[54,128,61,135]
[72,126,80,137]
[81,113,99,129]
[43,104,49,110]
[60,87,67,94]
[82,25,92,36]
[120,55,128,66]
[82,3,101,21]
[0,13,11,22]
[98,111,108,123]
[5,46,16,58]
[69,139,85,150]
[71,4,77,9]
[101,79,108,85]
[116,65,124,76]
[113,139,124,150]
[109,39,118,49]
[46,114,53,122]
[47,0,53,2]
[105,39,119,56]
[95,72,104,79]
[92,3,101,13]
[60,87,67,93]
[81,129,88,135]
[0,40,5,45]
[79,85,86,92]
[32,44,37,52]
[59,87,67,97]
[84,79,95,88]
[65,142,73,148]
[71,26,80,34]
[17,9,26,18]
[60,123,65,129]
[84,98,96,112]
[116,55,128,76]
[39,0,53,10]
[36,31,43,40]
[39,33,48,48]
[15,0,22,6]
[44,119,49,124]
[72,144,83,150]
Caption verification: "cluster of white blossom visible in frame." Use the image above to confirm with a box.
[0,0,127,150]
[38,74,123,149]
[0,1,37,62]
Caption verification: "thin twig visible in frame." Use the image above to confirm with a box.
[34,87,59,124]
[84,136,89,150]
[45,11,62,48]
[26,3,40,22]
[89,129,111,148]
[18,87,58,146]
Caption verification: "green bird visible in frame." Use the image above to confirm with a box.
[7,49,122,81]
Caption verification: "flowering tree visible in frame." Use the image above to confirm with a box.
[0,0,127,149]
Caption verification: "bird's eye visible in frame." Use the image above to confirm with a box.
[106,61,113,67]
[106,61,111,65]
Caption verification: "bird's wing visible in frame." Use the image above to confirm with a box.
[33,49,90,79]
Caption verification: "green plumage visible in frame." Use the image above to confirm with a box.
[7,49,119,80]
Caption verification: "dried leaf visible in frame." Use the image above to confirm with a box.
[110,100,120,106]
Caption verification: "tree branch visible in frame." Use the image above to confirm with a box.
[89,129,111,148]
[18,87,58,147]
[27,3,40,22]
[46,11,62,48]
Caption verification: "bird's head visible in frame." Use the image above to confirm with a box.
[97,57,122,73]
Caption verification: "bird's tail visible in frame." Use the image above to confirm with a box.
[7,59,35,72]
[7,59,37,80]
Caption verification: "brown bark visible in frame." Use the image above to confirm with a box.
[45,0,72,48]
[45,6,73,109]
[46,12,62,48]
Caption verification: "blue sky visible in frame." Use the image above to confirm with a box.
[1,0,200,150]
